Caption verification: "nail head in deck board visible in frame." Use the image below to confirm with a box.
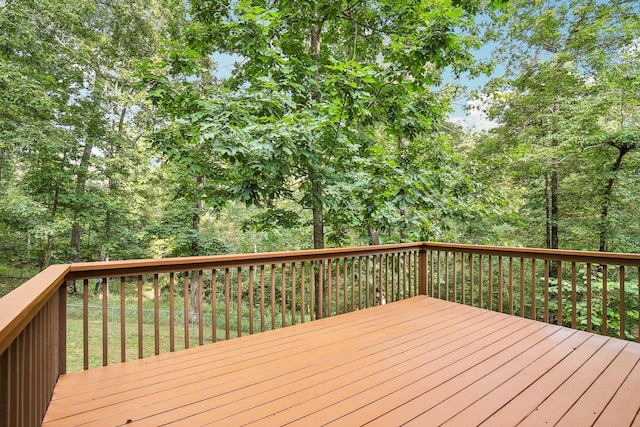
[42,296,640,427]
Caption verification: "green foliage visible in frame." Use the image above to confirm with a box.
[472,0,640,252]
[144,0,502,250]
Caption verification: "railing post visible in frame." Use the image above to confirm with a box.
[419,247,428,295]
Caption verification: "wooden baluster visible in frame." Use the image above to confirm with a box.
[198,270,204,345]
[489,255,493,310]
[301,262,306,323]
[587,262,592,332]
[310,261,316,321]
[358,257,363,309]
[139,275,144,357]
[154,273,160,355]
[102,277,108,366]
[557,262,562,326]
[445,252,449,301]
[271,264,276,328]
[430,250,435,297]
[366,256,371,307]
[452,253,457,303]
[83,279,89,370]
[351,258,356,312]
[620,266,626,340]
[214,270,223,339]
[478,255,484,308]
[121,277,126,361]
[249,265,255,334]
[327,259,333,316]
[238,267,243,337]
[602,265,608,335]
[225,268,230,340]
[571,263,577,329]
[169,273,176,350]
[183,272,190,349]
[318,260,324,319]
[335,258,340,313]
[509,257,514,315]
[498,256,503,313]
[519,259,525,317]
[343,259,347,312]
[292,263,297,325]
[470,254,474,306]
[372,256,377,306]
[461,253,465,305]
[436,251,441,299]
[531,260,537,321]
[391,253,396,302]
[259,266,265,331]
[544,260,550,323]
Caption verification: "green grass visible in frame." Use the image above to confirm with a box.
[65,293,310,372]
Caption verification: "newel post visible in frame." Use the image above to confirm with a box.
[419,245,428,295]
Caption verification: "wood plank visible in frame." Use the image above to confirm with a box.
[558,343,640,426]
[361,324,564,427]
[594,358,640,426]
[517,337,627,426]
[425,329,590,427]
[442,330,592,426]
[478,333,610,426]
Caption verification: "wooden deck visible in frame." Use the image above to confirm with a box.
[43,296,640,426]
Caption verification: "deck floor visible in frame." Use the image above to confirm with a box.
[43,296,640,426]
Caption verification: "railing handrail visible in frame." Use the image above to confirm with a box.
[423,242,640,267]
[65,242,424,281]
[0,264,69,356]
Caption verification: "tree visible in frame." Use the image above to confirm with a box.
[478,0,640,252]
[0,0,188,273]
[148,0,503,253]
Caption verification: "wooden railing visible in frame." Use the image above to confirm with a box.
[0,243,421,427]
[1,242,640,426]
[423,243,640,340]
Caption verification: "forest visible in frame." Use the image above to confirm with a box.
[1,0,639,297]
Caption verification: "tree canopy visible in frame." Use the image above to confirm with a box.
[1,0,639,295]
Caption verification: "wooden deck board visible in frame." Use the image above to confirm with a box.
[43,296,640,426]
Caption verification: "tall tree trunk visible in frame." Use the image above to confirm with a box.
[40,178,60,270]
[69,140,93,263]
[544,169,559,278]
[543,170,559,251]
[599,147,628,252]
[190,176,204,323]
[310,17,327,319]
[368,227,380,246]
[544,173,551,249]
[312,179,326,319]
[550,168,559,251]
[397,137,410,242]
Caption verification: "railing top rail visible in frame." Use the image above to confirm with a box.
[423,242,640,266]
[0,264,69,355]
[65,242,423,281]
